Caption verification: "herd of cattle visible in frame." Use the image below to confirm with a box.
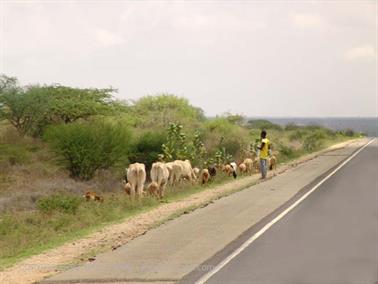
[120,155,277,199]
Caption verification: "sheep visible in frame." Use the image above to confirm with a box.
[201,168,210,185]
[238,163,247,174]
[269,155,277,171]
[207,165,217,178]
[83,191,104,203]
[122,180,132,195]
[193,167,200,178]
[253,158,260,173]
[230,162,238,179]
[147,181,160,198]
[243,158,253,175]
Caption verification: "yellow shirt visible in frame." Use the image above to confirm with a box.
[259,138,270,159]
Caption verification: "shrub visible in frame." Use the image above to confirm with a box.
[343,128,355,137]
[277,142,298,162]
[285,123,300,131]
[44,121,132,180]
[162,122,190,161]
[203,118,249,159]
[289,129,307,141]
[37,194,82,214]
[0,144,30,165]
[129,131,166,170]
[303,132,325,152]
[247,119,282,130]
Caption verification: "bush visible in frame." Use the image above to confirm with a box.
[44,121,132,180]
[303,132,325,152]
[343,128,355,137]
[37,194,82,214]
[203,118,249,158]
[277,142,298,162]
[285,123,300,131]
[247,119,282,130]
[129,131,166,170]
[289,129,307,141]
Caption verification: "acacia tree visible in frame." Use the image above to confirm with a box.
[0,74,119,136]
[0,75,42,135]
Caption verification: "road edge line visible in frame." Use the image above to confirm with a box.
[195,138,376,284]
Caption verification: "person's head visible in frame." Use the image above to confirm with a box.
[261,130,267,139]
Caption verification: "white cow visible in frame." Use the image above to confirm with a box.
[149,162,170,198]
[126,163,146,197]
[175,159,197,183]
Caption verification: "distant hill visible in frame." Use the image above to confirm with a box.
[249,117,378,137]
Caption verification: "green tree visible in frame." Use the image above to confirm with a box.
[0,75,118,136]
[0,75,45,136]
[131,94,205,129]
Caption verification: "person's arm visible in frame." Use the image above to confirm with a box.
[259,142,265,150]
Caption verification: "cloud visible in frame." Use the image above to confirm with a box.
[94,29,125,47]
[344,45,377,61]
[291,13,328,30]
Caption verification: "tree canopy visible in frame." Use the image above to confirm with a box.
[0,74,118,136]
[131,94,205,129]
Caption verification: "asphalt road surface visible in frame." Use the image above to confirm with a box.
[201,139,378,284]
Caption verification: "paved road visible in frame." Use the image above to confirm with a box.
[200,139,378,284]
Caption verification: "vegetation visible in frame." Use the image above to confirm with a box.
[0,74,360,269]
[44,121,132,180]
[0,75,119,137]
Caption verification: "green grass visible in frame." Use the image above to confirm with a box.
[0,195,160,269]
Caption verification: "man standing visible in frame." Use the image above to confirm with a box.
[258,130,270,179]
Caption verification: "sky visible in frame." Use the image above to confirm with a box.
[0,0,377,117]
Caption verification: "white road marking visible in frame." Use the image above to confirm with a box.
[195,138,376,284]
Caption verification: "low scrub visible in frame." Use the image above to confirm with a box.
[0,144,30,165]
[37,194,82,214]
